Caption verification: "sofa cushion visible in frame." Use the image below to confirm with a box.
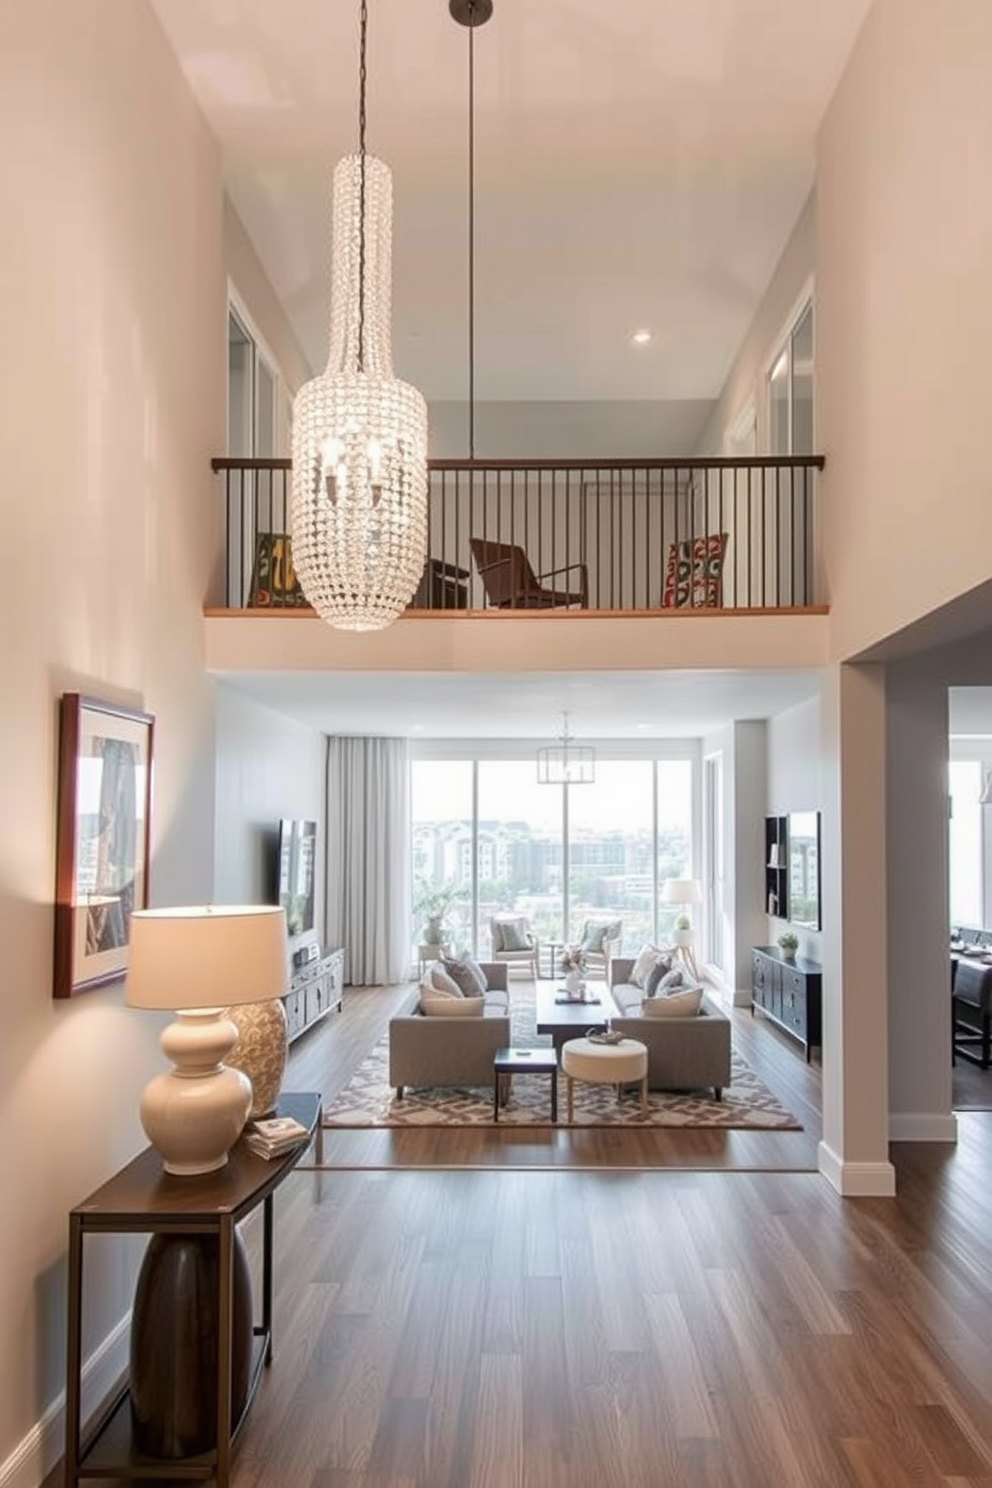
[640,986,704,1018]
[420,993,486,1018]
[644,956,677,997]
[442,954,488,997]
[610,983,644,1016]
[656,965,688,994]
[428,963,465,997]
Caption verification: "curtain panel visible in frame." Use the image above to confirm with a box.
[326,736,411,986]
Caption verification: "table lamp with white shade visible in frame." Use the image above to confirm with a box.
[125,904,289,1176]
[661,878,703,979]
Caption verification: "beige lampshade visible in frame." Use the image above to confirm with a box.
[125,905,289,1010]
[661,878,702,906]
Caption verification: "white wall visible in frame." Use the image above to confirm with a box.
[429,399,713,459]
[214,684,327,942]
[224,198,311,397]
[0,2,228,1480]
[817,0,992,663]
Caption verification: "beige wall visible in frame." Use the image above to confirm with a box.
[0,1,226,1480]
[224,198,311,396]
[817,0,992,662]
[695,195,816,459]
[214,683,327,937]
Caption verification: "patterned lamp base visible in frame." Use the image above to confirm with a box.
[224,997,288,1118]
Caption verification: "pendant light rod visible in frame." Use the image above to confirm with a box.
[357,0,368,372]
[450,0,493,460]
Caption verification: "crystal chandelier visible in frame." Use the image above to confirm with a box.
[537,711,596,785]
[291,0,428,632]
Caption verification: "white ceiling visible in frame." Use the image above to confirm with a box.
[149,0,872,408]
[218,667,823,739]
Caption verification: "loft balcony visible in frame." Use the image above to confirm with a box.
[207,455,827,619]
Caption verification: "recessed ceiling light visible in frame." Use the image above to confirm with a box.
[631,329,652,346]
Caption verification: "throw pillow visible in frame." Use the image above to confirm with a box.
[429,963,465,997]
[630,944,666,989]
[643,956,676,998]
[420,993,485,1018]
[580,920,610,953]
[499,920,531,953]
[657,966,687,992]
[490,922,505,953]
[442,954,488,998]
[661,532,728,609]
[640,987,703,1018]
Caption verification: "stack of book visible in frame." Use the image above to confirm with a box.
[244,1115,310,1160]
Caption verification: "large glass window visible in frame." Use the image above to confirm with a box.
[411,761,473,951]
[411,754,696,961]
[949,760,983,927]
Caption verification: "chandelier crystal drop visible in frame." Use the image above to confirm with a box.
[291,17,428,633]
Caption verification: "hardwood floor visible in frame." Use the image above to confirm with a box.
[53,983,992,1488]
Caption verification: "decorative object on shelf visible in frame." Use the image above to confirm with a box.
[224,997,289,1119]
[53,693,155,999]
[290,0,427,633]
[537,711,596,785]
[778,931,800,961]
[125,905,289,1175]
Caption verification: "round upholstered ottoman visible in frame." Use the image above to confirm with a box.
[560,1036,648,1122]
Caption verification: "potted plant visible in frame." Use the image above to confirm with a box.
[672,913,693,948]
[413,881,463,947]
[778,930,800,961]
[558,945,588,995]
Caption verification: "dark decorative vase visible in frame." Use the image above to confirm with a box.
[129,1230,253,1458]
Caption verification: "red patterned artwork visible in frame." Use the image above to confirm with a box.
[661,532,728,609]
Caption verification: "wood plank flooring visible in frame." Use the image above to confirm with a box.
[50,980,992,1488]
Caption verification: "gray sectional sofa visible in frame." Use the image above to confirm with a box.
[388,961,510,1097]
[607,957,732,1099]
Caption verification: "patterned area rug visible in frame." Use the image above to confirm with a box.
[323,985,802,1131]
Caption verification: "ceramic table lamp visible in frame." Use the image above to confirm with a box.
[125,904,289,1175]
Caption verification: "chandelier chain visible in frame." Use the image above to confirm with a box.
[468,5,476,459]
[357,0,368,373]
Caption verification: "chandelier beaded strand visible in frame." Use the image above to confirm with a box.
[291,0,428,632]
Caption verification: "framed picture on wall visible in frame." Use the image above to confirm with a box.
[53,694,155,999]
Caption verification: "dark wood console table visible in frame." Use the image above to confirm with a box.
[64,1091,321,1488]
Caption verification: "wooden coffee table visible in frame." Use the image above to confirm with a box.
[534,982,611,1053]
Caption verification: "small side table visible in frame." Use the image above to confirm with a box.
[417,943,450,978]
[494,1047,558,1122]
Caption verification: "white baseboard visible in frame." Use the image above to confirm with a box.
[888,1112,959,1143]
[0,1315,129,1488]
[817,1141,897,1196]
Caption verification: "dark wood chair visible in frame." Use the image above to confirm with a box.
[469,538,588,610]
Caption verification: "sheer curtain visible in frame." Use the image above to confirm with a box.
[326,736,411,986]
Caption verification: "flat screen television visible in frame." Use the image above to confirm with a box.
[277,819,317,938]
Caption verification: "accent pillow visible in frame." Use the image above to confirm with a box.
[630,944,666,989]
[657,966,687,993]
[499,920,531,952]
[490,922,505,952]
[580,920,610,953]
[420,993,485,1018]
[442,954,488,997]
[661,532,728,609]
[643,956,676,997]
[640,987,703,1018]
[429,963,465,997]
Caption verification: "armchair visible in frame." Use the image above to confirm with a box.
[576,918,623,979]
[489,915,539,978]
[470,538,588,610]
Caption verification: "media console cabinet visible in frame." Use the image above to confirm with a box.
[64,1092,321,1488]
[285,946,344,1042]
[750,946,822,1062]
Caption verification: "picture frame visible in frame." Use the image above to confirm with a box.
[53,694,155,999]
